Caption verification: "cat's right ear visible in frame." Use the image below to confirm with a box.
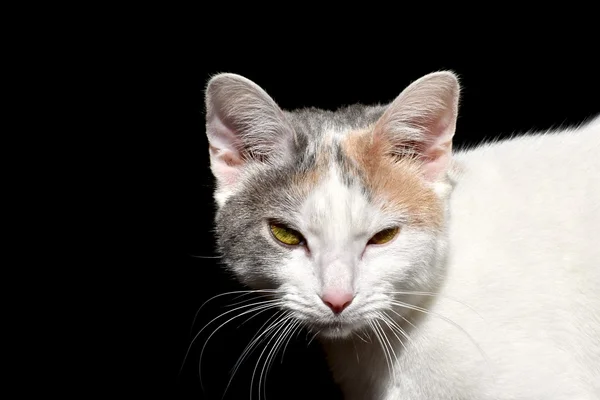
[373,71,460,183]
[205,73,295,204]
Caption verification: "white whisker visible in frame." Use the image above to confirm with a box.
[261,317,297,400]
[390,299,490,365]
[191,289,280,335]
[198,301,284,391]
[280,320,302,364]
[190,255,223,259]
[306,329,320,347]
[388,290,485,321]
[378,312,409,354]
[222,311,287,398]
[382,309,415,345]
[251,312,293,400]
[388,308,419,332]
[351,335,360,363]
[369,320,394,381]
[182,297,282,377]
[227,293,279,309]
[375,316,399,383]
[353,330,369,343]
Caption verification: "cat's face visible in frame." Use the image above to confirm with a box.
[205,72,459,338]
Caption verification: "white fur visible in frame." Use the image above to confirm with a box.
[323,116,600,399]
[207,71,600,399]
[275,157,437,335]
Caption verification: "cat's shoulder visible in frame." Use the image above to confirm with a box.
[458,113,599,158]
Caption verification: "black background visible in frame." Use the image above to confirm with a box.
[143,29,598,400]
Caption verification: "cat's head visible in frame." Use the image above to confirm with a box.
[204,71,459,338]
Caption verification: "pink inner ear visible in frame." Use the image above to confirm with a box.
[421,143,452,181]
[206,114,248,187]
[209,144,244,186]
[419,113,455,181]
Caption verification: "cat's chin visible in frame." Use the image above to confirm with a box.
[314,322,359,339]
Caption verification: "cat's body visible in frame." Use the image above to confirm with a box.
[203,71,600,399]
[325,121,600,399]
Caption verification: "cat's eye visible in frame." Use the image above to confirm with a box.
[269,222,306,246]
[368,227,400,245]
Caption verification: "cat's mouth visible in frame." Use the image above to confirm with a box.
[310,320,360,339]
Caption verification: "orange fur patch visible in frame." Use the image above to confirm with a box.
[342,129,443,229]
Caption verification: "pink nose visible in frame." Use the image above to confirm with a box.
[321,291,354,314]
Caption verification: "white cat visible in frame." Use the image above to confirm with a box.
[204,70,600,399]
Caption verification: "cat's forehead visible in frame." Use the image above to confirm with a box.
[239,106,443,231]
[284,104,386,140]
[299,160,379,242]
[283,104,385,183]
[226,105,442,233]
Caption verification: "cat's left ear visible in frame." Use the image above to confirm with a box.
[373,71,460,182]
[205,73,295,201]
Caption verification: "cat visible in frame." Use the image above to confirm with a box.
[203,70,600,399]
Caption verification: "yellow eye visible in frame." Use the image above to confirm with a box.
[269,223,305,246]
[368,227,400,245]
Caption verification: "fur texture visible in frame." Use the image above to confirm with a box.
[204,71,600,399]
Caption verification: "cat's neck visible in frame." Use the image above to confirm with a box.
[318,240,449,399]
[322,335,388,399]
[320,296,437,400]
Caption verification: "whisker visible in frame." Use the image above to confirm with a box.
[388,308,419,332]
[182,298,282,376]
[378,312,409,354]
[362,327,373,343]
[375,316,399,383]
[250,312,293,400]
[222,311,288,399]
[190,289,280,336]
[185,298,282,367]
[390,300,490,365]
[388,290,485,321]
[382,309,415,345]
[227,293,278,310]
[280,320,302,364]
[227,289,280,303]
[373,321,392,375]
[236,304,282,332]
[306,329,320,347]
[353,331,369,343]
[199,298,282,335]
[369,320,393,381]
[351,335,360,363]
[197,302,284,391]
[190,255,223,259]
[261,317,297,400]
[238,311,289,399]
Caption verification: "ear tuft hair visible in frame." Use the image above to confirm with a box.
[373,71,460,181]
[204,73,295,195]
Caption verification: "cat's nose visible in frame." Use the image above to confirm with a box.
[321,290,354,314]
